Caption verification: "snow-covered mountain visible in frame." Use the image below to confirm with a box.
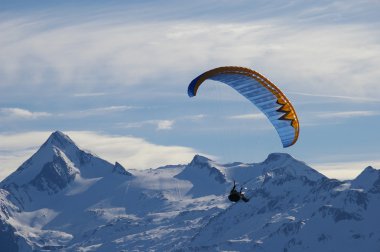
[0,131,379,251]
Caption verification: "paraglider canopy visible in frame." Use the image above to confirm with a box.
[187,66,299,148]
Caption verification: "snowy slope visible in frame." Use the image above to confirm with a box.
[0,131,379,251]
[175,155,227,197]
[0,131,134,251]
[187,156,380,252]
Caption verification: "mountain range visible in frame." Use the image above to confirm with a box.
[0,131,379,251]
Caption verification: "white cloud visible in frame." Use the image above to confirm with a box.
[289,92,380,103]
[0,9,379,99]
[0,105,138,121]
[181,114,206,121]
[0,131,199,181]
[317,110,379,119]
[156,120,174,130]
[312,160,380,180]
[119,115,207,131]
[121,120,175,130]
[69,106,135,117]
[67,131,196,169]
[1,130,378,182]
[0,131,52,180]
[44,106,137,119]
[0,107,51,120]
[227,113,266,120]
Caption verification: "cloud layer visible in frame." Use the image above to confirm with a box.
[1,1,379,98]
[0,131,199,181]
[312,160,380,180]
[1,130,376,181]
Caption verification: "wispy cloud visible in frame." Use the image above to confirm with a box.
[316,110,379,119]
[120,114,207,131]
[72,92,109,97]
[76,106,135,116]
[0,105,139,123]
[58,106,136,118]
[156,120,174,130]
[181,114,206,121]
[0,131,199,181]
[0,107,50,120]
[227,113,266,120]
[1,4,379,99]
[121,119,175,131]
[289,92,380,103]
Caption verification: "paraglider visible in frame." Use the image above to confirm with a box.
[228,180,249,203]
[187,66,299,148]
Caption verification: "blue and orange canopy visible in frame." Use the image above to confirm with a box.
[188,66,299,148]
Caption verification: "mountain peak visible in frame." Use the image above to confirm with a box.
[354,166,378,181]
[363,166,376,173]
[352,166,380,191]
[189,154,212,166]
[1,131,116,191]
[43,131,77,151]
[264,153,293,163]
[51,130,67,138]
[113,162,133,176]
[175,155,226,197]
[261,153,325,182]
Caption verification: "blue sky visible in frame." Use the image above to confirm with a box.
[1,0,379,180]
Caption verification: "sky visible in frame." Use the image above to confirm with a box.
[1,0,380,181]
